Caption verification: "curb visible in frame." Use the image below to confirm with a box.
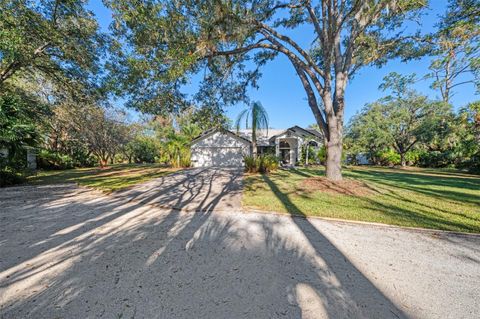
[243,209,480,238]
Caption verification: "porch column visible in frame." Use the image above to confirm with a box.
[290,139,297,166]
[275,138,280,158]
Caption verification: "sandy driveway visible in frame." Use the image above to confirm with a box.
[113,167,243,212]
[0,171,479,318]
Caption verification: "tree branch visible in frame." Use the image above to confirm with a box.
[257,22,326,79]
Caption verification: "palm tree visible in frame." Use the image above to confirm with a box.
[235,102,269,158]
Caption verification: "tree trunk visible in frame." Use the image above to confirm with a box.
[324,92,344,181]
[400,153,407,167]
[252,125,257,158]
[100,158,108,167]
[325,139,342,181]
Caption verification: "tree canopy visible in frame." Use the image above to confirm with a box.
[426,0,480,103]
[106,0,428,180]
[0,0,106,93]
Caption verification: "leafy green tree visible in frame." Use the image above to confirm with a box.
[427,0,480,103]
[235,101,269,158]
[0,0,105,90]
[345,106,391,164]
[125,135,159,163]
[189,106,231,131]
[106,0,427,180]
[348,73,443,167]
[455,101,480,170]
[53,104,131,167]
[0,88,49,169]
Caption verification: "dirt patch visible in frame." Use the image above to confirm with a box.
[301,177,374,196]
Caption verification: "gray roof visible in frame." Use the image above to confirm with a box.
[237,129,285,146]
[238,126,323,146]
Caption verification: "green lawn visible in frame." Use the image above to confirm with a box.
[28,164,179,192]
[243,166,480,233]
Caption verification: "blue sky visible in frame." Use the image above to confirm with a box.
[89,0,478,128]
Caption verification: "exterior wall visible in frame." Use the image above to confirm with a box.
[191,131,251,167]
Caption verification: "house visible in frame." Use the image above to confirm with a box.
[190,126,323,168]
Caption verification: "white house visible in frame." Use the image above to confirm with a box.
[190,126,323,168]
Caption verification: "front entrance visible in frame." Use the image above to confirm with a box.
[279,141,291,164]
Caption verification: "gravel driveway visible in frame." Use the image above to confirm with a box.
[0,171,479,318]
[112,167,243,212]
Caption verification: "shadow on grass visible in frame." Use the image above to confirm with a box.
[28,164,175,191]
[260,167,480,232]
[347,169,480,206]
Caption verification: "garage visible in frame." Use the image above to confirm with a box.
[190,129,251,168]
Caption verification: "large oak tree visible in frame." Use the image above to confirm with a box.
[0,0,106,91]
[107,0,427,180]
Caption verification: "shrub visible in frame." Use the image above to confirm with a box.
[127,136,159,163]
[377,149,401,166]
[0,167,26,187]
[37,150,75,169]
[405,150,421,165]
[244,154,279,174]
[244,155,257,173]
[317,146,327,164]
[178,151,191,168]
[456,153,480,173]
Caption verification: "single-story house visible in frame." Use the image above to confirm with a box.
[190,126,323,168]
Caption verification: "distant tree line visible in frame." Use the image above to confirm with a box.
[345,73,479,172]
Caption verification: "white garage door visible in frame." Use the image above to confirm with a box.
[192,147,244,167]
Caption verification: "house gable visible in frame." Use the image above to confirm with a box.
[269,126,322,143]
[191,129,251,148]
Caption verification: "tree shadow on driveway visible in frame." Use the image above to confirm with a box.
[1,169,408,318]
[111,168,244,211]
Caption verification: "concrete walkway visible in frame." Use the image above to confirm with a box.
[0,180,479,318]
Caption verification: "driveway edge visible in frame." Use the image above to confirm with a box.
[243,208,480,238]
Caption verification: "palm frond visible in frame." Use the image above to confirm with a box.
[235,109,249,132]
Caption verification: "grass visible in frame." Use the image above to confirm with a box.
[27,163,179,192]
[243,166,480,233]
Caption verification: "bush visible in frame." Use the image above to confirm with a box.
[456,153,480,173]
[244,154,279,174]
[0,167,26,187]
[405,150,421,165]
[179,152,191,168]
[37,150,75,169]
[127,136,159,163]
[244,155,256,173]
[377,149,400,166]
[317,146,327,164]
